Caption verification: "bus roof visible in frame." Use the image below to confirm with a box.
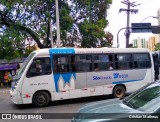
[33,48,151,55]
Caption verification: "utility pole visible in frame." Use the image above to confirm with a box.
[119,0,140,48]
[49,14,54,48]
[55,0,61,48]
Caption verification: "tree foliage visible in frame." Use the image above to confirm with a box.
[71,0,113,47]
[0,29,25,60]
[0,0,73,48]
[0,0,113,59]
[155,43,160,51]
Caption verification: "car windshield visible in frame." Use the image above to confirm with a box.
[123,81,160,112]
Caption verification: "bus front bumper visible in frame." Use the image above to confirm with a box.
[10,89,23,105]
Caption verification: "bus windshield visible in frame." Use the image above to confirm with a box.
[15,52,36,79]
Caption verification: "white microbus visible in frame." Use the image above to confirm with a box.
[10,48,154,107]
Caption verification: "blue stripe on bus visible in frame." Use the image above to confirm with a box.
[112,79,143,84]
[49,48,75,54]
[54,73,76,92]
[49,48,76,92]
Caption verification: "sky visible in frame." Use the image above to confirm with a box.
[106,0,160,48]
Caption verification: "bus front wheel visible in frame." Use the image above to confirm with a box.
[113,85,125,98]
[33,91,50,107]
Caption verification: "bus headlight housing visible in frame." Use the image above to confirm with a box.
[11,78,20,91]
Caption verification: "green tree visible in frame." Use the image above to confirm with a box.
[0,29,25,60]
[71,0,113,47]
[23,45,37,57]
[0,0,113,59]
[155,43,160,51]
[0,0,73,49]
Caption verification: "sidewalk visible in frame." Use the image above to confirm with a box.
[0,87,10,94]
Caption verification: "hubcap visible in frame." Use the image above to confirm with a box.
[116,89,123,97]
[37,95,46,105]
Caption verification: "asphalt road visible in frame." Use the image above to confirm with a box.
[0,88,114,122]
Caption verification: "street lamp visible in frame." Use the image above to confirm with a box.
[117,27,132,48]
[140,16,159,23]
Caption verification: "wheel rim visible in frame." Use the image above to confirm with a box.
[37,95,46,105]
[115,88,124,97]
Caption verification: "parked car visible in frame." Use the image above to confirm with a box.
[72,81,160,122]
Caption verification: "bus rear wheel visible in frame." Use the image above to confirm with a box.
[113,85,125,98]
[33,91,50,107]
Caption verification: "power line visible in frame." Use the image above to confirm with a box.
[119,0,140,48]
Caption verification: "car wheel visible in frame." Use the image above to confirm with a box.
[113,85,125,98]
[33,91,50,107]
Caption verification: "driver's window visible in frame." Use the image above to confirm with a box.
[27,58,51,77]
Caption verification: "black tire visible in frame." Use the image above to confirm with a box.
[113,85,125,98]
[33,91,50,107]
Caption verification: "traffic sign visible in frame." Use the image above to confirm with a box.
[131,23,152,33]
[152,26,160,34]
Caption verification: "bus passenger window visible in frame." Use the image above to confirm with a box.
[114,54,132,70]
[109,62,113,70]
[93,54,114,71]
[54,55,69,73]
[94,63,99,71]
[72,64,76,72]
[71,56,76,72]
[134,61,138,68]
[133,54,151,69]
[73,55,92,72]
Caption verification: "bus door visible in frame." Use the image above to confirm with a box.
[152,53,159,81]
[53,55,87,99]
[52,55,71,100]
[22,57,53,103]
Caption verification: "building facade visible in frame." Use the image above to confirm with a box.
[147,35,160,51]
[132,37,147,48]
[132,35,160,51]
[148,36,156,51]
[157,8,160,43]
